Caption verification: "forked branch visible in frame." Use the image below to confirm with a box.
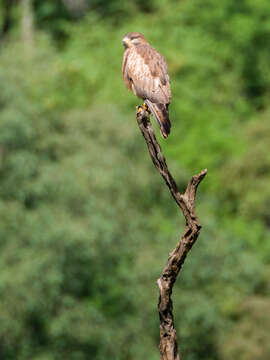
[136,106,207,360]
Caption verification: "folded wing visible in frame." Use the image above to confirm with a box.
[122,44,171,105]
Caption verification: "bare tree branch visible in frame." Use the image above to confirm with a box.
[136,106,207,360]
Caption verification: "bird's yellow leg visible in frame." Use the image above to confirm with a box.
[137,102,149,114]
[142,102,149,111]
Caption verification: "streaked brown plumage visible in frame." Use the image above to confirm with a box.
[122,32,171,138]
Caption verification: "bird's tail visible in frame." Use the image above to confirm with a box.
[145,100,171,138]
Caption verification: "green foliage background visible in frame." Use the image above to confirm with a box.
[1,1,270,359]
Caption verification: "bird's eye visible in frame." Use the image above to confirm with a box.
[131,37,140,44]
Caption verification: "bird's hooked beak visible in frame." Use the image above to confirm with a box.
[122,37,132,48]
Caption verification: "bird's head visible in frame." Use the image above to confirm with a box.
[122,32,147,48]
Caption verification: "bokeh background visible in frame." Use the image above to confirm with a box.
[1,1,270,359]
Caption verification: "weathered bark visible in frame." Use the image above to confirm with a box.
[136,106,207,360]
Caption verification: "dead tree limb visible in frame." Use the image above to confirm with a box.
[136,106,207,360]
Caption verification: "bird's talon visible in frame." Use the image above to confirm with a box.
[142,102,149,111]
[137,106,143,113]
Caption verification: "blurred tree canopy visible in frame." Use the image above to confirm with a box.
[0,0,270,359]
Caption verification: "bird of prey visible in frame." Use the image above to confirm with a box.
[122,32,171,138]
